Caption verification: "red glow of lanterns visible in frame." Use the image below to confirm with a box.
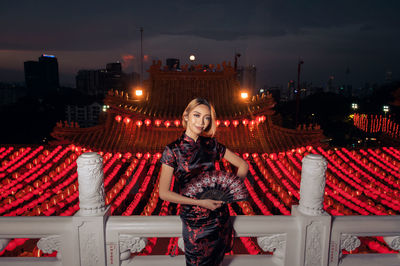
[232,120,239,127]
[115,115,122,122]
[174,120,180,127]
[123,117,131,124]
[216,120,221,126]
[135,120,143,127]
[144,119,151,126]
[224,120,230,127]
[164,120,171,128]
[155,120,162,127]
[136,153,143,159]
[242,119,249,126]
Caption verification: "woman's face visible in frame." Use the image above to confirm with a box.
[185,104,211,138]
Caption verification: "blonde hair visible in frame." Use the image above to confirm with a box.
[182,98,217,137]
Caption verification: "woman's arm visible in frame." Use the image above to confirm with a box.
[159,164,223,210]
[223,148,249,178]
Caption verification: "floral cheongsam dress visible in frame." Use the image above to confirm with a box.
[160,133,233,266]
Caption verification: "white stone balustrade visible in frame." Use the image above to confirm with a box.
[0,152,399,266]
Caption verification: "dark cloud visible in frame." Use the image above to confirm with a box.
[0,0,399,87]
[1,0,399,50]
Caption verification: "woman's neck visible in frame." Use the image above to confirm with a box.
[185,130,199,142]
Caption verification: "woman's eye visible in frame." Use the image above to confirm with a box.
[205,117,211,121]
[194,114,200,117]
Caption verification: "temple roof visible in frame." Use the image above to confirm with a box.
[51,61,325,152]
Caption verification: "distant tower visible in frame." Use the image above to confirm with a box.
[38,54,59,89]
[237,65,257,95]
[24,54,59,92]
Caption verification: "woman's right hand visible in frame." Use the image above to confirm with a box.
[197,199,224,210]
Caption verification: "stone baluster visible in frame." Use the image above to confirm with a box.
[298,154,327,215]
[292,154,332,266]
[73,152,108,266]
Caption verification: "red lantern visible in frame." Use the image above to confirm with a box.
[136,152,143,159]
[242,119,249,126]
[232,120,239,127]
[123,117,131,124]
[216,120,221,126]
[224,120,230,127]
[135,120,143,127]
[164,120,171,128]
[174,120,180,127]
[144,119,151,126]
[155,120,162,127]
[115,115,122,122]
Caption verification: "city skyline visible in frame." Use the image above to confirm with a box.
[0,0,399,88]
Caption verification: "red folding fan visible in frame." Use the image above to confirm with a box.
[181,170,248,203]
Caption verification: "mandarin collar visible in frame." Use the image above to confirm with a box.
[182,133,201,145]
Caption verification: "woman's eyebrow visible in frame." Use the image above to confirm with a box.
[193,111,211,116]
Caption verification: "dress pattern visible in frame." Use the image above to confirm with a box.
[160,133,233,266]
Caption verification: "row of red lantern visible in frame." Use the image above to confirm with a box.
[108,158,141,212]
[365,148,400,181]
[383,147,400,164]
[353,113,400,137]
[316,147,399,214]
[344,148,400,206]
[1,147,33,172]
[122,157,158,215]
[110,159,146,214]
[0,146,66,199]
[2,146,78,216]
[251,154,295,207]
[246,157,291,215]
[317,147,387,214]
[114,115,267,128]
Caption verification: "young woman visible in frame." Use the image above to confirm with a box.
[159,98,249,266]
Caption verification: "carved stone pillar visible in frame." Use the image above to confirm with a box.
[76,152,105,216]
[299,154,327,216]
[291,154,331,266]
[74,152,109,266]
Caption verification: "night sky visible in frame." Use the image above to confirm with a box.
[0,0,399,88]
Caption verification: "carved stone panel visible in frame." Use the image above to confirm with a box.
[78,221,101,266]
[340,234,361,252]
[119,234,147,256]
[37,235,61,254]
[257,234,286,259]
[383,236,400,251]
[305,221,322,266]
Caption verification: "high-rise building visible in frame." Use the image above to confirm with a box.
[76,62,140,96]
[65,102,102,128]
[24,54,59,92]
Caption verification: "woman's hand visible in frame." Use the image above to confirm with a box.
[197,199,224,210]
